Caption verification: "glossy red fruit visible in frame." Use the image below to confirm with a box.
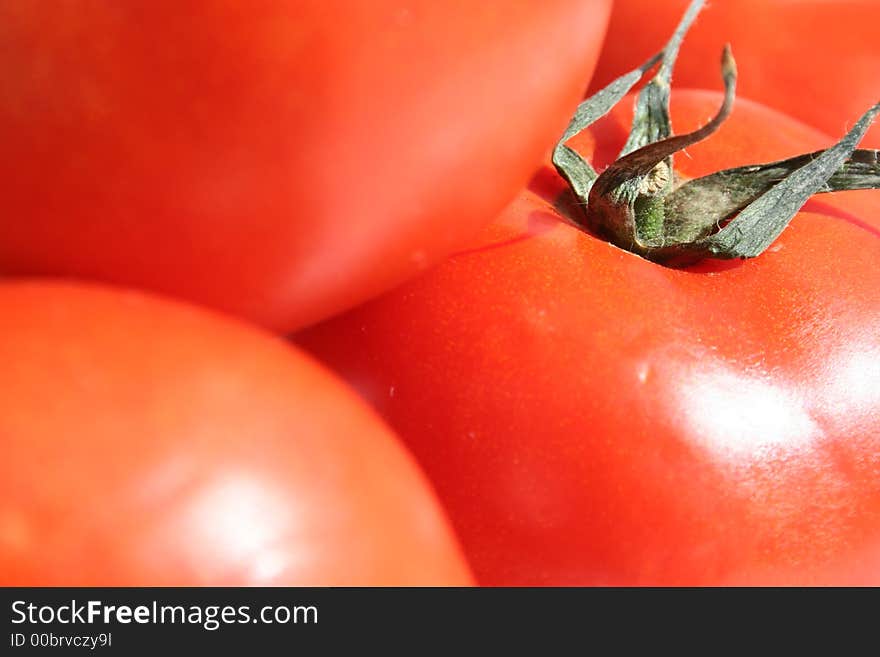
[0,281,472,586]
[297,92,880,585]
[0,1,611,331]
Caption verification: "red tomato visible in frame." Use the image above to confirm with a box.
[588,0,880,147]
[0,0,611,332]
[297,92,880,585]
[0,281,472,586]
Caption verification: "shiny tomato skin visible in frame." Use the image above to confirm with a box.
[297,92,880,585]
[0,281,472,586]
[588,0,880,147]
[0,1,611,332]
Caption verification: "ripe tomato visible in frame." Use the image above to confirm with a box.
[0,281,472,586]
[297,92,880,585]
[588,0,880,147]
[0,0,611,332]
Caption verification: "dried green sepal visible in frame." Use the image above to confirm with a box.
[695,103,880,259]
[552,0,704,203]
[663,148,880,246]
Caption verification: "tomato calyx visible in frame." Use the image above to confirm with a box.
[553,0,880,264]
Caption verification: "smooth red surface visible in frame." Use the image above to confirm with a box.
[0,0,611,332]
[297,92,880,585]
[588,0,880,148]
[0,281,472,586]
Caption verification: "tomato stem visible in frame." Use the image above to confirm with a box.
[553,0,880,263]
[587,45,737,256]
